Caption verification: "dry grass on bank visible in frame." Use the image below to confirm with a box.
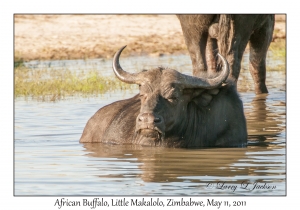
[14,14,286,62]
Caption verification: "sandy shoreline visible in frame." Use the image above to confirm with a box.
[14,15,286,61]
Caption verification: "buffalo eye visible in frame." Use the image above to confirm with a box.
[167,96,178,103]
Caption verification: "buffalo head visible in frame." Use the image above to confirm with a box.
[112,46,230,146]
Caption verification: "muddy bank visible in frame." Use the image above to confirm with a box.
[14,15,286,61]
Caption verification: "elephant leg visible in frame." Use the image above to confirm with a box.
[177,15,215,77]
[224,35,249,84]
[249,17,274,94]
[190,32,208,77]
[180,27,208,77]
[227,20,256,83]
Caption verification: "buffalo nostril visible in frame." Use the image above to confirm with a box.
[138,113,162,124]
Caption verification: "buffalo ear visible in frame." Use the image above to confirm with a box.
[192,88,220,107]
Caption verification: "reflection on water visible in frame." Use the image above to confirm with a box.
[15,53,285,195]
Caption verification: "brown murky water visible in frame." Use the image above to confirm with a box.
[15,53,285,195]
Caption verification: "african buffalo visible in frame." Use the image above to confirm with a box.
[80,46,247,148]
[177,14,275,94]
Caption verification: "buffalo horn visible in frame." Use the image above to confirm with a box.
[112,45,139,84]
[179,53,229,89]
